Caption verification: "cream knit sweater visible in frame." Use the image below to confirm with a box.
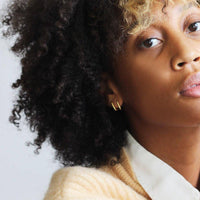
[43,148,152,200]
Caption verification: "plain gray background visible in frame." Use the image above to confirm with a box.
[0,0,61,199]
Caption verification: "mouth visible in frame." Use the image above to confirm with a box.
[180,72,200,97]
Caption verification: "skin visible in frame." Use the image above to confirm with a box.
[102,0,200,188]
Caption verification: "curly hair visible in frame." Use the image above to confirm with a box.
[1,0,196,167]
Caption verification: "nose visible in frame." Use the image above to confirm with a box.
[171,38,200,71]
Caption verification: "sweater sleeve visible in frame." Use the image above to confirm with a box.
[43,167,147,200]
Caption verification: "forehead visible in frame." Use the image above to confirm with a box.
[150,0,198,22]
[119,0,199,34]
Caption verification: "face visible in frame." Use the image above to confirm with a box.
[109,0,200,128]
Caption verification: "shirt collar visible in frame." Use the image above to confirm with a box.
[124,129,200,200]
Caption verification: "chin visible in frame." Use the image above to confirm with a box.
[177,114,200,127]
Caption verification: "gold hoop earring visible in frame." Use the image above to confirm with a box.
[111,102,117,111]
[117,101,121,110]
[111,101,121,111]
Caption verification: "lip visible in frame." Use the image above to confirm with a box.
[180,71,200,97]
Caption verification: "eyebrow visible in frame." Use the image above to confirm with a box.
[150,1,199,25]
[178,1,198,13]
[129,1,199,38]
[131,1,199,41]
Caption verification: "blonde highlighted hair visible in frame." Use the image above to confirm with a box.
[118,0,199,34]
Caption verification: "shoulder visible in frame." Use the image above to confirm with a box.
[43,165,148,200]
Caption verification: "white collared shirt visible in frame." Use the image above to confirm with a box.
[124,130,200,200]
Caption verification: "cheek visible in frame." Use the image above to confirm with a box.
[117,65,177,124]
[122,72,200,126]
[118,60,169,104]
[115,53,200,127]
[124,76,170,120]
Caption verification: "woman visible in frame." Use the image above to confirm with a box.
[1,0,200,199]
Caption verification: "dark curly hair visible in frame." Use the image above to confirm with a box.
[1,0,131,167]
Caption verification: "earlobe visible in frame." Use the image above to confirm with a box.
[100,73,123,110]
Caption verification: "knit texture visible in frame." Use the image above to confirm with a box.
[43,148,152,200]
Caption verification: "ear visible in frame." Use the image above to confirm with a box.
[100,72,123,109]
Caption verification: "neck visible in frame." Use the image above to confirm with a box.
[128,120,200,189]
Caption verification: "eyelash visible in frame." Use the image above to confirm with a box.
[138,21,200,49]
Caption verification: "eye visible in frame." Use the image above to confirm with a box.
[140,38,161,49]
[188,21,200,32]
